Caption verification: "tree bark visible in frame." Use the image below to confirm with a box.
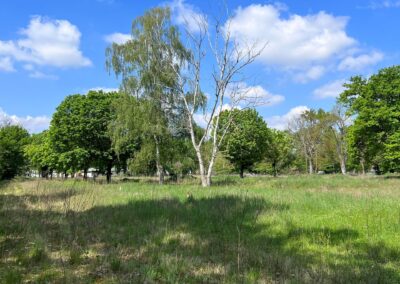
[239,166,244,178]
[308,159,314,174]
[106,161,112,183]
[154,136,164,185]
[272,162,277,177]
[83,168,88,180]
[339,158,347,175]
[360,158,365,175]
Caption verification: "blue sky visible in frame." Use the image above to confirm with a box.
[0,0,399,132]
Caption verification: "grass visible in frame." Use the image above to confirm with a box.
[0,175,400,283]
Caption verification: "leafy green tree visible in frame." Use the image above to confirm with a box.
[49,90,119,182]
[289,109,331,174]
[265,130,295,176]
[24,131,58,178]
[0,124,30,180]
[339,66,400,173]
[106,7,189,184]
[219,109,270,178]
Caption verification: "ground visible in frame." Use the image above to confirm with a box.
[0,175,399,283]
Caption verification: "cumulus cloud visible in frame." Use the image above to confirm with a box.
[265,105,309,130]
[228,83,285,106]
[0,108,51,133]
[0,57,15,72]
[293,65,326,83]
[313,79,346,99]
[338,51,383,71]
[169,0,207,33]
[228,5,356,69]
[104,32,131,44]
[0,16,91,71]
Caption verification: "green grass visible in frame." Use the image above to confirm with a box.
[1,175,400,283]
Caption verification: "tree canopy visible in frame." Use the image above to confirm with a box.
[219,109,270,178]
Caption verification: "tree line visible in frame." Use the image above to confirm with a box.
[1,7,399,184]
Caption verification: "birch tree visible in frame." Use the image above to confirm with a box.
[106,8,189,184]
[167,12,266,186]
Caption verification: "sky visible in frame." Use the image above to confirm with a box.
[1,0,399,133]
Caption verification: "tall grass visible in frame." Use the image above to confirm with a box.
[0,175,399,283]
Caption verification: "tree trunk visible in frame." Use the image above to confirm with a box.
[339,158,347,175]
[83,168,88,180]
[360,159,365,175]
[154,136,164,185]
[308,159,314,174]
[272,162,278,177]
[106,162,112,184]
[239,166,244,178]
[206,143,220,186]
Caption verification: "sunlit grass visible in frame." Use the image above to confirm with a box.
[1,175,400,283]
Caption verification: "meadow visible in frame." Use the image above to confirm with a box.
[0,175,399,283]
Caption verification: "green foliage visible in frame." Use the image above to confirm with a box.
[219,109,270,178]
[340,65,400,173]
[106,8,192,183]
[49,90,119,180]
[264,130,295,176]
[24,131,58,177]
[0,124,30,179]
[290,108,334,173]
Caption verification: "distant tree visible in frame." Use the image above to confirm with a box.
[265,130,295,176]
[339,66,400,173]
[219,109,270,178]
[327,103,350,174]
[289,109,330,174]
[0,125,30,180]
[49,90,119,182]
[24,131,58,178]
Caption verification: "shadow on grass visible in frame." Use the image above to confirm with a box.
[1,191,399,283]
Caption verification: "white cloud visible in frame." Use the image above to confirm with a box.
[170,0,207,33]
[0,57,15,72]
[363,1,400,9]
[338,51,383,71]
[0,16,91,69]
[0,108,51,133]
[228,4,356,70]
[104,32,131,44]
[231,84,285,106]
[29,71,58,80]
[88,87,119,93]
[265,105,309,130]
[313,79,346,99]
[294,65,326,83]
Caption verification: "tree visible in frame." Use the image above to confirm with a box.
[339,66,400,173]
[219,109,270,178]
[0,124,30,180]
[328,103,350,174]
[49,90,119,182]
[24,131,58,178]
[164,9,266,186]
[265,130,295,177]
[106,7,188,184]
[289,109,330,174]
